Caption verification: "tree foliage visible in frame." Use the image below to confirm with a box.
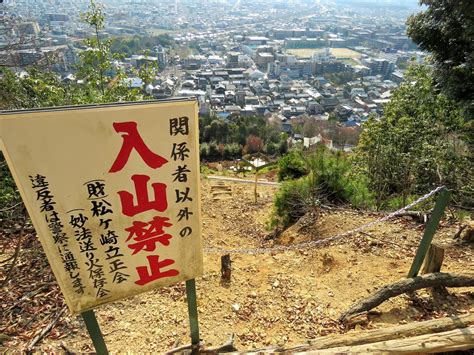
[0,0,157,110]
[407,0,474,118]
[0,0,157,209]
[355,65,472,208]
[75,0,157,101]
[198,114,287,160]
[0,68,73,109]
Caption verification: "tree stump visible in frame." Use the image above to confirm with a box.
[421,243,447,296]
[221,254,231,283]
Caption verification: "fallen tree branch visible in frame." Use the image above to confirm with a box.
[164,342,201,354]
[60,341,74,354]
[396,210,432,224]
[0,201,23,212]
[27,306,67,350]
[339,272,474,324]
[165,334,237,354]
[201,333,237,353]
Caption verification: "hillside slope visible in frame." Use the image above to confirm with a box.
[1,178,473,352]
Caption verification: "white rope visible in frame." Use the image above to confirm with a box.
[203,186,445,255]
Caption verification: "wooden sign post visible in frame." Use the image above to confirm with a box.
[0,99,204,351]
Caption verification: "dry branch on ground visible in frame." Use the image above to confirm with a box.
[340,272,474,324]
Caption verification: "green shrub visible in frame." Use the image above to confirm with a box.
[277,150,308,181]
[200,164,213,175]
[265,142,279,156]
[272,147,373,227]
[208,141,221,160]
[0,153,18,203]
[0,153,22,225]
[273,177,316,227]
[223,143,242,160]
[200,143,210,160]
[306,147,373,207]
[279,139,288,155]
[382,193,434,211]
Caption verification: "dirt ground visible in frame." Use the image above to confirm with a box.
[2,178,474,353]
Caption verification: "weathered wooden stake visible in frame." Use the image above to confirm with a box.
[422,243,447,295]
[81,310,109,355]
[407,188,450,278]
[421,243,445,274]
[221,254,232,282]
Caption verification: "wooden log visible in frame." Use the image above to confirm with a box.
[323,326,474,353]
[220,254,231,282]
[211,187,232,191]
[283,313,474,351]
[339,272,474,324]
[211,191,232,196]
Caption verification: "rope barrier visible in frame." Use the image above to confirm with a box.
[203,186,445,255]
